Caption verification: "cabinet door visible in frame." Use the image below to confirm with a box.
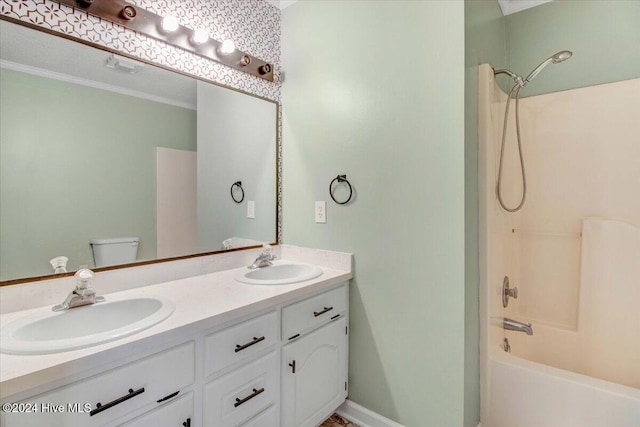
[281,317,347,427]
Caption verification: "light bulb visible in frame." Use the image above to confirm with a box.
[219,39,236,55]
[192,28,209,45]
[161,15,179,32]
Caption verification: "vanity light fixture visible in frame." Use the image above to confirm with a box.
[119,5,137,21]
[58,0,274,81]
[219,39,236,55]
[191,28,209,45]
[240,55,252,66]
[161,15,179,33]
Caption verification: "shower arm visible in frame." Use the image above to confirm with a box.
[494,69,525,88]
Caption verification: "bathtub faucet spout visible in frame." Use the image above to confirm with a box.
[503,318,533,335]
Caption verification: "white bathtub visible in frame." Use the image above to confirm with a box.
[485,348,640,427]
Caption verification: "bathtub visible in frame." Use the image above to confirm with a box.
[485,348,640,427]
[484,219,640,426]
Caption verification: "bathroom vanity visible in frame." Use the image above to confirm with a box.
[0,255,351,427]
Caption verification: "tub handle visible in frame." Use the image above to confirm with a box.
[502,276,518,307]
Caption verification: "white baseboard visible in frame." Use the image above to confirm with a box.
[335,400,405,427]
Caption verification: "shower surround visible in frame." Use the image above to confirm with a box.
[478,64,640,426]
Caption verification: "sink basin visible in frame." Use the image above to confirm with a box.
[0,297,174,355]
[235,262,323,285]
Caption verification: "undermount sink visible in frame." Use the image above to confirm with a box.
[0,297,174,355]
[235,262,323,285]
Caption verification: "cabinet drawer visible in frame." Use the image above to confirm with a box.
[282,285,347,340]
[122,391,193,427]
[204,311,278,377]
[204,351,277,427]
[3,342,195,427]
[241,405,277,427]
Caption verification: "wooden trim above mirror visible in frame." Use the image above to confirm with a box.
[0,244,276,286]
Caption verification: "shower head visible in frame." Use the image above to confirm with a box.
[524,50,572,84]
[551,50,573,63]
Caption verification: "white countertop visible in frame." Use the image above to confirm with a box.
[0,258,352,399]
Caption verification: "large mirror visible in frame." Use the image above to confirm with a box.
[0,20,278,283]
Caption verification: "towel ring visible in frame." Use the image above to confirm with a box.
[230,181,244,203]
[329,174,353,205]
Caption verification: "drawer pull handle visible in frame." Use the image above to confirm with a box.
[314,306,334,317]
[234,387,265,407]
[183,418,191,427]
[90,387,145,416]
[235,336,265,352]
[157,390,179,403]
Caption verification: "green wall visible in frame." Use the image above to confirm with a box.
[196,81,277,250]
[282,1,465,426]
[505,0,640,97]
[0,68,196,280]
[464,2,506,426]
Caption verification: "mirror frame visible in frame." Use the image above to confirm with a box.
[0,16,281,286]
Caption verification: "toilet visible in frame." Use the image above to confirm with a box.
[90,237,140,268]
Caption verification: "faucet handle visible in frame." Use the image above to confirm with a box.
[502,276,518,307]
[74,268,95,290]
[262,244,277,261]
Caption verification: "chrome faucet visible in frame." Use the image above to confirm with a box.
[503,318,533,336]
[248,245,277,269]
[52,268,105,312]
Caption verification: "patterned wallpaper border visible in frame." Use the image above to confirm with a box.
[1,0,284,248]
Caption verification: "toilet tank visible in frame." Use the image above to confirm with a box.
[90,237,140,268]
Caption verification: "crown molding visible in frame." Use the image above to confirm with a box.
[498,0,553,16]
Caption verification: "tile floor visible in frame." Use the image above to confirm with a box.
[319,413,360,427]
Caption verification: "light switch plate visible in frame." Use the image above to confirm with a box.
[315,201,326,223]
[247,201,255,219]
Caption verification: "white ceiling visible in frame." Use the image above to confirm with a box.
[498,0,553,16]
[0,20,196,109]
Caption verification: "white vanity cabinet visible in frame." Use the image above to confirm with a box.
[1,281,350,427]
[281,286,349,427]
[2,341,195,427]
